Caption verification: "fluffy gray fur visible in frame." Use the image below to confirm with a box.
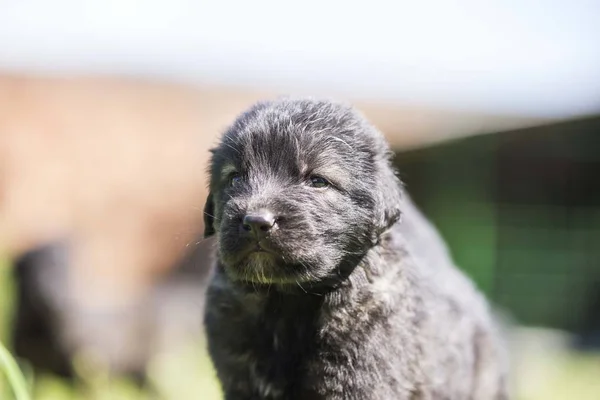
[203,98,509,399]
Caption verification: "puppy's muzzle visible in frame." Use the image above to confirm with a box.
[241,209,277,240]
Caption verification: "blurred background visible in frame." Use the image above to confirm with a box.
[1,1,599,399]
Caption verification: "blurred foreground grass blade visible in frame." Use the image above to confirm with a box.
[0,341,30,400]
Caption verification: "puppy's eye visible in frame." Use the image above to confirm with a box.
[309,175,330,188]
[229,174,243,187]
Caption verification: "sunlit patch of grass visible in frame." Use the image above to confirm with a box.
[1,257,15,399]
[30,376,75,400]
[0,257,14,344]
[512,327,600,400]
[147,339,222,400]
[516,351,600,400]
[515,349,600,400]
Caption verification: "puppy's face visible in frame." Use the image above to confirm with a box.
[204,99,402,286]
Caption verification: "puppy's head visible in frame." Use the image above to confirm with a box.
[204,98,402,286]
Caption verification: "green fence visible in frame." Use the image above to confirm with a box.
[394,116,600,332]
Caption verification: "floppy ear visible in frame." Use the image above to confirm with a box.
[203,192,216,237]
[375,160,403,236]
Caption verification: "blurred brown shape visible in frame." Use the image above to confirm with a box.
[0,75,253,307]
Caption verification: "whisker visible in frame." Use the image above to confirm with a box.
[328,136,354,151]
[222,141,241,155]
[295,279,308,293]
[184,236,213,247]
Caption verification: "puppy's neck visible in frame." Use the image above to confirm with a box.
[326,230,405,305]
[227,228,403,308]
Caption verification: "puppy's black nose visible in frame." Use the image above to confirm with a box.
[242,210,276,237]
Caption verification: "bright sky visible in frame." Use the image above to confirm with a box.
[0,0,599,117]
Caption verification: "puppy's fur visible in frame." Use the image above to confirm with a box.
[203,99,509,399]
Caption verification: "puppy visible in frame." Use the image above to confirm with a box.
[203,98,509,399]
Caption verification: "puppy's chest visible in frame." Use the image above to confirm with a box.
[231,309,323,396]
[223,299,384,398]
[216,293,343,394]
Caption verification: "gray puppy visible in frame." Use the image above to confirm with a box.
[203,98,509,399]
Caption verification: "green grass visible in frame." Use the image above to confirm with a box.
[1,258,20,400]
[0,339,30,400]
[1,256,600,399]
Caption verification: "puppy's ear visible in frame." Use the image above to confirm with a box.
[375,160,403,236]
[203,192,216,237]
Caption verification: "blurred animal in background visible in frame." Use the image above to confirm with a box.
[11,237,215,382]
[12,241,74,378]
